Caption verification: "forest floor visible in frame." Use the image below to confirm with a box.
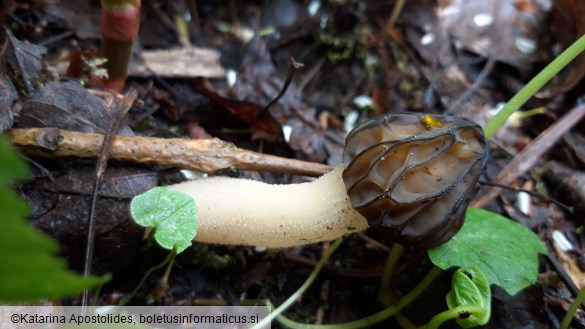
[3,1,585,328]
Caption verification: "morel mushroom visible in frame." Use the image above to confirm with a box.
[167,113,488,248]
[342,114,488,247]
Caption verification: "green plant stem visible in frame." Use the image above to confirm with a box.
[386,0,406,32]
[193,298,270,306]
[482,33,585,138]
[378,244,415,329]
[90,282,104,306]
[422,306,485,329]
[118,249,176,305]
[160,249,177,284]
[276,266,442,329]
[395,313,418,329]
[379,243,405,305]
[250,238,344,329]
[560,286,585,329]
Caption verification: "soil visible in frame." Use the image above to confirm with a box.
[3,1,585,328]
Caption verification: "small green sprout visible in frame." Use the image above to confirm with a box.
[130,187,197,254]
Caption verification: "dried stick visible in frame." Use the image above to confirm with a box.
[6,128,333,177]
[474,104,585,208]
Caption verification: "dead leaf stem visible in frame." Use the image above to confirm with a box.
[82,90,137,307]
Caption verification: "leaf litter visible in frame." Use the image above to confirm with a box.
[3,1,585,327]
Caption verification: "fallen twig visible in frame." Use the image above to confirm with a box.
[6,128,332,177]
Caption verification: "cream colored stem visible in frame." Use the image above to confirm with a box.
[167,165,369,248]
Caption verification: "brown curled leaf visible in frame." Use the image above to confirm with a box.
[342,113,488,248]
[195,77,282,139]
